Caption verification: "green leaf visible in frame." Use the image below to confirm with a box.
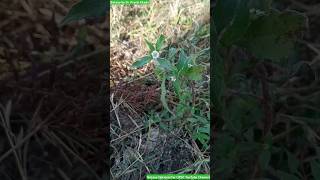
[244,34,294,59]
[173,78,181,96]
[220,0,250,46]
[216,158,234,175]
[157,58,174,71]
[193,132,209,148]
[248,0,272,11]
[198,124,210,134]
[213,0,239,34]
[212,17,218,47]
[183,66,204,81]
[212,50,225,116]
[177,49,190,71]
[225,97,262,134]
[280,10,307,33]
[311,160,320,180]
[168,47,177,61]
[238,10,306,59]
[145,39,155,52]
[244,128,254,142]
[215,133,236,157]
[156,34,165,51]
[286,151,299,174]
[259,149,271,170]
[277,171,300,180]
[61,0,107,26]
[160,77,173,115]
[132,56,152,68]
[225,98,245,133]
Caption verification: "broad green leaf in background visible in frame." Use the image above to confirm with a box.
[212,17,218,47]
[145,39,155,52]
[238,10,306,59]
[212,50,225,116]
[280,10,307,33]
[213,0,239,35]
[220,0,250,46]
[215,133,236,157]
[225,97,261,134]
[225,98,244,133]
[277,171,300,180]
[286,151,299,174]
[156,34,165,51]
[132,55,153,68]
[259,149,271,170]
[248,0,272,11]
[243,35,294,59]
[215,158,234,175]
[61,0,107,26]
[311,160,320,180]
[215,133,237,177]
[244,128,254,142]
[183,66,204,81]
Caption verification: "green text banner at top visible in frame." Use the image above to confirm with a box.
[111,0,149,5]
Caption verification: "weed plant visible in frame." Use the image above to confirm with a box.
[132,34,210,149]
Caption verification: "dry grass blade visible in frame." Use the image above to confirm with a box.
[0,102,65,164]
[0,101,27,180]
[47,130,102,180]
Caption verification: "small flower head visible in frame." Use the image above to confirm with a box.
[188,63,193,68]
[151,50,160,60]
[170,76,176,82]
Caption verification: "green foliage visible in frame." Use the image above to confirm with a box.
[213,0,316,179]
[132,35,209,148]
[145,39,155,51]
[311,160,320,180]
[214,0,306,59]
[155,34,165,51]
[213,0,238,35]
[132,55,153,68]
[219,0,250,47]
[238,10,306,59]
[61,0,108,26]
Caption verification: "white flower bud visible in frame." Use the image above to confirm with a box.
[170,76,176,82]
[151,50,160,60]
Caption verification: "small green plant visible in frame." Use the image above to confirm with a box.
[60,0,108,26]
[132,35,209,148]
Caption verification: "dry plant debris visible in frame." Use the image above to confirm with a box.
[0,0,108,179]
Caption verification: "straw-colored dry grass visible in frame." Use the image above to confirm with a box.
[0,0,107,179]
[110,0,209,86]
